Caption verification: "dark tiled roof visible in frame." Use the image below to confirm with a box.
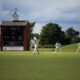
[0,21,29,26]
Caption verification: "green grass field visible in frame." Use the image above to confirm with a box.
[0,43,80,80]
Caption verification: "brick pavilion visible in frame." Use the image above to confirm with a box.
[0,9,33,51]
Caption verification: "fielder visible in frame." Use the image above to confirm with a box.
[76,43,80,54]
[30,39,35,50]
[54,42,61,54]
[30,37,39,55]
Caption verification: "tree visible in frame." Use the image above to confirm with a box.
[31,33,40,39]
[40,23,65,45]
[66,27,80,43]
[29,22,35,38]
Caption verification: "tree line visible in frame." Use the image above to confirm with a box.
[32,23,80,47]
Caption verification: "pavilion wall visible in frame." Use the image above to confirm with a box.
[23,24,31,50]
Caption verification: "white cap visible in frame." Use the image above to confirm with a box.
[33,37,37,40]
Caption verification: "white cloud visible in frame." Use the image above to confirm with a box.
[32,23,45,34]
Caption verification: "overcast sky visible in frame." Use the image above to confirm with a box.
[0,0,80,33]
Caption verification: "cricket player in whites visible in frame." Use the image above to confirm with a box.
[30,37,39,55]
[54,42,61,54]
[76,43,80,54]
[30,38,35,50]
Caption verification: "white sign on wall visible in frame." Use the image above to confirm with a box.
[3,46,24,50]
